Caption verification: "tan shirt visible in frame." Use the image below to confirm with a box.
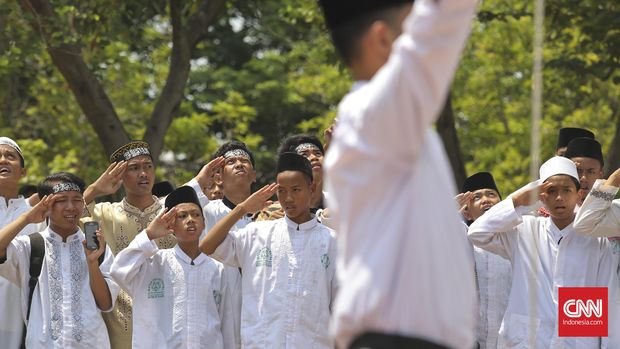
[83,196,176,349]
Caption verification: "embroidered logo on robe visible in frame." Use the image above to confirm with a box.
[255,247,272,267]
[213,290,222,305]
[148,278,165,298]
[321,253,330,269]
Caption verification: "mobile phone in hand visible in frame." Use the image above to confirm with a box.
[84,221,100,250]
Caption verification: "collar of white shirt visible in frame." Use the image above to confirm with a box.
[173,245,207,266]
[0,195,27,210]
[45,226,83,243]
[284,215,318,231]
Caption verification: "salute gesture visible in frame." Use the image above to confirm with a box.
[195,157,225,190]
[83,161,127,204]
[239,183,278,214]
[512,181,553,207]
[25,194,57,224]
[145,208,178,240]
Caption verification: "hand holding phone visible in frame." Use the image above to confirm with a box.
[84,221,100,250]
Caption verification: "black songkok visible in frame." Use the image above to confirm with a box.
[318,0,414,31]
[152,181,175,198]
[556,127,595,150]
[165,186,202,213]
[461,172,501,197]
[276,152,313,182]
[110,141,152,163]
[564,137,604,164]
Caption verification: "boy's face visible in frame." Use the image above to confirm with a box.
[541,175,579,221]
[466,188,501,221]
[276,171,315,221]
[297,146,324,184]
[222,155,256,190]
[571,156,603,194]
[0,144,26,188]
[50,189,85,232]
[172,203,205,244]
[122,155,155,196]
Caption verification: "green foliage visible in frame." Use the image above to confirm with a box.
[2,0,617,195]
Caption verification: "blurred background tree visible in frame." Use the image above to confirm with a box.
[1,0,618,195]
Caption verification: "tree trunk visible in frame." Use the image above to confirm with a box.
[437,92,467,189]
[20,0,227,162]
[19,0,130,156]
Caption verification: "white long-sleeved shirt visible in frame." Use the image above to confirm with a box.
[211,216,337,349]
[324,0,478,347]
[468,198,620,348]
[574,179,620,241]
[0,226,119,349]
[110,231,235,349]
[473,245,512,349]
[0,196,46,349]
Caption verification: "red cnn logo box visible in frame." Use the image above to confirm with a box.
[558,287,608,337]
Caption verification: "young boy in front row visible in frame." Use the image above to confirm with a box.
[110,186,237,349]
[468,157,620,348]
[200,152,337,349]
[0,172,119,348]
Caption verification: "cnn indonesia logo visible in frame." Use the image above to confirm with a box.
[559,287,608,337]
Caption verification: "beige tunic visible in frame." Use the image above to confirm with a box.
[83,196,176,349]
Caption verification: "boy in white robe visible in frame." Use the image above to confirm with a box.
[459,172,511,349]
[468,157,620,348]
[110,186,236,349]
[200,153,337,349]
[0,172,119,349]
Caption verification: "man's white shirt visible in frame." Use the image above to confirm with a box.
[0,226,119,349]
[212,216,337,349]
[324,0,478,347]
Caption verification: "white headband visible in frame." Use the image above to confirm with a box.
[123,147,150,161]
[224,149,251,161]
[52,182,82,194]
[295,143,321,154]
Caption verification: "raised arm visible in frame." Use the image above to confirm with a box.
[185,156,225,208]
[82,161,127,205]
[468,182,549,260]
[83,230,115,311]
[574,176,620,237]
[0,195,54,258]
[199,183,277,256]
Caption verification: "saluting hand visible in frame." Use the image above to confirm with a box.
[195,156,225,189]
[513,181,552,207]
[92,161,127,196]
[25,195,56,224]
[455,192,473,214]
[239,183,278,214]
[146,208,177,240]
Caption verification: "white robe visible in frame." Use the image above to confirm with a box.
[211,216,337,349]
[0,226,119,349]
[110,231,235,349]
[0,196,45,349]
[324,0,478,347]
[468,198,620,348]
[473,246,512,349]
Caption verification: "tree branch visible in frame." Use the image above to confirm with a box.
[18,0,130,157]
[143,0,227,160]
[437,92,467,188]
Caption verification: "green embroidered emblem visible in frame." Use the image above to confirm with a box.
[213,290,222,305]
[148,278,164,299]
[255,247,272,267]
[321,253,330,269]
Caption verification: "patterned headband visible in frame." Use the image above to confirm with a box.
[123,147,150,161]
[295,143,321,154]
[224,149,251,160]
[52,182,82,194]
